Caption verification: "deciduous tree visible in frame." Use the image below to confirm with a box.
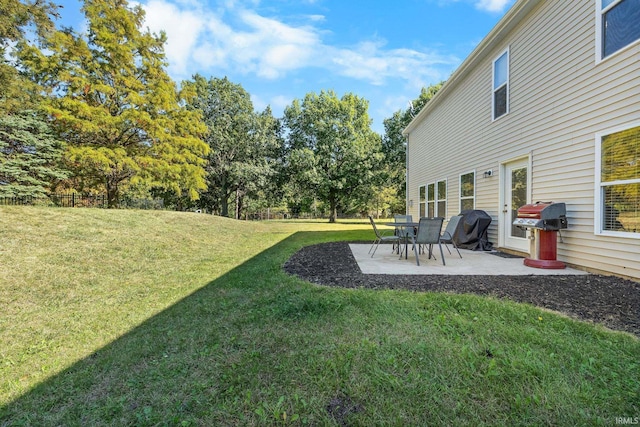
[0,0,59,113]
[232,106,285,218]
[184,75,283,218]
[284,90,382,222]
[18,0,209,207]
[381,82,443,212]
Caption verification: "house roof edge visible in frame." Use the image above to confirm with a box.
[402,0,542,137]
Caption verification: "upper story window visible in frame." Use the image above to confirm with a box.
[460,171,475,211]
[597,0,640,61]
[492,49,509,120]
[595,123,640,236]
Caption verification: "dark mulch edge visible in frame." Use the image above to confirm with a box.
[283,241,640,338]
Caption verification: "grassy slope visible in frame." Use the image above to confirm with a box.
[0,207,638,426]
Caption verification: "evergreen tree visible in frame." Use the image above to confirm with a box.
[0,110,67,197]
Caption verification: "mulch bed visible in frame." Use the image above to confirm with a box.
[283,242,640,337]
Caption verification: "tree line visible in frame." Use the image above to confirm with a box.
[0,0,442,222]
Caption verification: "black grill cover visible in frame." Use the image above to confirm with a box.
[452,210,493,251]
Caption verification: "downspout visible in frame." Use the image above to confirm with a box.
[405,133,409,215]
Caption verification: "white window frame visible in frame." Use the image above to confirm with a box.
[492,47,510,121]
[595,0,640,63]
[426,182,435,217]
[436,179,447,217]
[594,121,640,238]
[459,170,476,212]
[419,184,426,218]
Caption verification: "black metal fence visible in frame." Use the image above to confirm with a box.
[0,194,108,208]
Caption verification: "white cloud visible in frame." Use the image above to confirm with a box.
[250,94,291,115]
[306,14,325,22]
[140,0,206,76]
[329,41,457,87]
[474,0,513,13]
[270,95,293,111]
[250,93,267,111]
[138,0,457,86]
[237,10,321,78]
[376,94,410,121]
[435,0,513,13]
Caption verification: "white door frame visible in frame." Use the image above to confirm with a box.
[498,155,532,251]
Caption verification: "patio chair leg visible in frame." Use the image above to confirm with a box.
[398,238,408,259]
[368,238,379,254]
[371,241,380,257]
[453,243,462,258]
[438,242,446,266]
[411,236,420,266]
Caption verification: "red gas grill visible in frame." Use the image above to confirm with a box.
[513,202,567,269]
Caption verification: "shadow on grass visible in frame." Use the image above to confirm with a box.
[0,230,362,426]
[2,229,639,426]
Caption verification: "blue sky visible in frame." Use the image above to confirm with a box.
[54,0,515,133]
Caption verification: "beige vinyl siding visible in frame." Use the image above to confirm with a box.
[406,0,640,279]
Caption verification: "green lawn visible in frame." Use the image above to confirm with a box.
[0,206,638,426]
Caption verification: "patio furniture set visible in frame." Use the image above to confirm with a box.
[368,215,462,266]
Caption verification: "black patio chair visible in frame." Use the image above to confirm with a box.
[410,217,445,266]
[440,215,463,258]
[368,216,403,258]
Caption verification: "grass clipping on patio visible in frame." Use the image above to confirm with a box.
[0,206,638,426]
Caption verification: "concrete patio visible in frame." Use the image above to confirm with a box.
[350,243,588,276]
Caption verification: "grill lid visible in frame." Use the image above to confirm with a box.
[513,202,567,230]
[516,202,553,218]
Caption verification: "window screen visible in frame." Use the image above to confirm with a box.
[437,180,447,217]
[600,125,640,233]
[460,172,475,211]
[427,183,435,217]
